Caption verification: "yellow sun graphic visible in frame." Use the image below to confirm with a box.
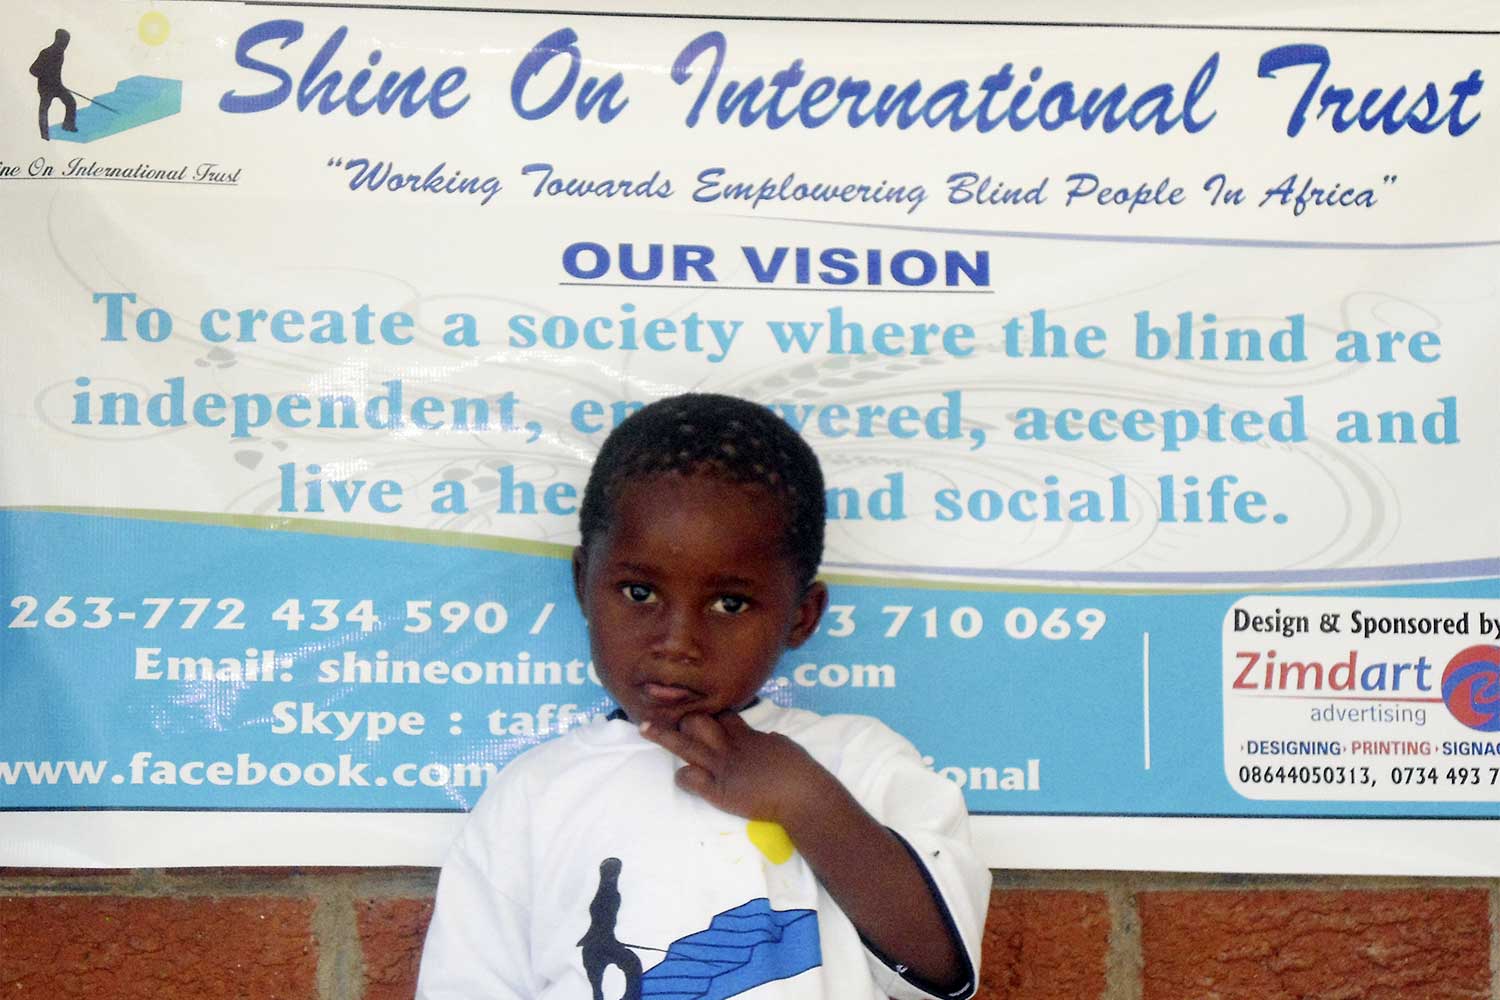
[138,11,170,47]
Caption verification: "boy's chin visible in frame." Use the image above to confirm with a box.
[631,703,712,729]
[624,695,756,729]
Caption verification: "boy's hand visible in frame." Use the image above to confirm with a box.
[639,711,836,823]
[642,709,969,990]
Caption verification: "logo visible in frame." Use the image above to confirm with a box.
[28,15,181,143]
[1441,645,1500,731]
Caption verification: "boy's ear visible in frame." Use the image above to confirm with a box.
[571,546,588,613]
[787,580,828,649]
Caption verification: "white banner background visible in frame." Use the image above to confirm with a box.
[3,1,1499,872]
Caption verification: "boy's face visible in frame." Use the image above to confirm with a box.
[573,473,827,728]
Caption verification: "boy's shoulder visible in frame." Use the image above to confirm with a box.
[460,713,643,828]
[751,701,926,776]
[498,711,640,773]
[755,700,903,740]
[483,702,925,798]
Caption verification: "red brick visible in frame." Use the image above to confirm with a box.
[0,896,317,999]
[978,889,1110,1000]
[1140,889,1490,1000]
[0,868,131,877]
[358,897,434,1000]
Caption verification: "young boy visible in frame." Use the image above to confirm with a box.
[417,394,989,1000]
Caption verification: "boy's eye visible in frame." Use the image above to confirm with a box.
[711,595,750,615]
[620,583,656,604]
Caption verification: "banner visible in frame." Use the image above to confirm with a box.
[3,1,1499,873]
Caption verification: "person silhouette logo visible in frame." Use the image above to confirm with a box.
[578,858,644,1000]
[30,29,78,140]
[574,855,823,1000]
[23,28,181,144]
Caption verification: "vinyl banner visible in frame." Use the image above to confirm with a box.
[3,1,1499,872]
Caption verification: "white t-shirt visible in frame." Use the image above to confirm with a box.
[416,701,989,1000]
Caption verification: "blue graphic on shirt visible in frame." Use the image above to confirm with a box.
[640,898,821,1000]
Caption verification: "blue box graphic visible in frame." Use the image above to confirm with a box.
[55,76,180,142]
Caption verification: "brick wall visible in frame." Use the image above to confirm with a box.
[2,869,1493,999]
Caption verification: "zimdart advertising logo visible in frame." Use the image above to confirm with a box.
[1226,601,1500,731]
[1230,642,1500,732]
[1441,646,1500,732]
[27,14,180,143]
[1230,645,1437,722]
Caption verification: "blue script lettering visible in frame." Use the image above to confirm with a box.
[219,19,469,118]
[511,28,629,123]
[338,157,502,206]
[1258,44,1482,137]
[521,163,672,199]
[671,30,1217,134]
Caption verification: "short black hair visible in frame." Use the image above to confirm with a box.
[578,393,825,588]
